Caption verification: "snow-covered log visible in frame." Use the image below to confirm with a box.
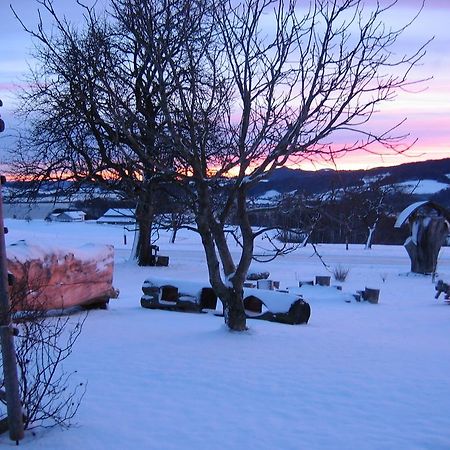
[7,240,117,311]
[141,277,311,324]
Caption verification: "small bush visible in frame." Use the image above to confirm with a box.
[332,265,350,282]
[0,270,86,431]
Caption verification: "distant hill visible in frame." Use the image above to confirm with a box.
[250,158,450,207]
[6,157,450,214]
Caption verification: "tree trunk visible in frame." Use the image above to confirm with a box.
[365,226,375,249]
[135,215,153,266]
[405,217,448,274]
[300,231,311,247]
[194,180,249,331]
[219,187,254,331]
[134,189,155,266]
[222,287,247,331]
[170,213,180,244]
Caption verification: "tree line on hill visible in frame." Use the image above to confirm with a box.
[246,188,412,247]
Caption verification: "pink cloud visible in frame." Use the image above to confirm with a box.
[290,145,450,171]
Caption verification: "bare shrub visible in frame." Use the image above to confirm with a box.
[0,269,86,431]
[332,265,350,282]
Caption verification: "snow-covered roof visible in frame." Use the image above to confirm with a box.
[102,208,135,217]
[53,210,86,221]
[8,239,113,264]
[97,208,136,224]
[394,201,450,228]
[64,211,86,220]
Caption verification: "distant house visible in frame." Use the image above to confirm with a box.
[96,208,136,225]
[46,213,60,222]
[52,211,86,222]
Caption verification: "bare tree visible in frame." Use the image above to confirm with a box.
[360,182,398,249]
[154,0,428,330]
[275,191,328,247]
[10,0,180,265]
[11,0,428,330]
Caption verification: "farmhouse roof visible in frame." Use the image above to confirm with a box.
[97,208,136,224]
[64,211,86,220]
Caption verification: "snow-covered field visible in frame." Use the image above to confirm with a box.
[1,219,450,450]
[395,179,450,195]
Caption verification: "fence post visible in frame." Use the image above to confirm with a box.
[0,101,24,442]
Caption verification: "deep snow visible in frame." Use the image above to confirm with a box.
[1,219,450,450]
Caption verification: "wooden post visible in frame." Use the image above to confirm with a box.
[363,288,380,304]
[315,276,331,286]
[0,175,24,442]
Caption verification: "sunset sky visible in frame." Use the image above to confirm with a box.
[0,0,449,171]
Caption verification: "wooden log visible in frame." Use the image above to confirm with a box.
[142,284,160,296]
[243,295,263,313]
[363,288,380,304]
[140,296,176,311]
[7,241,115,311]
[141,294,204,313]
[140,294,160,309]
[176,295,202,312]
[251,299,311,325]
[315,276,331,286]
[156,256,170,267]
[161,285,178,302]
[199,287,217,310]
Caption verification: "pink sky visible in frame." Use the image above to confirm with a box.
[0,0,449,171]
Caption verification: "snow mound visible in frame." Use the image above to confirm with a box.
[288,284,355,303]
